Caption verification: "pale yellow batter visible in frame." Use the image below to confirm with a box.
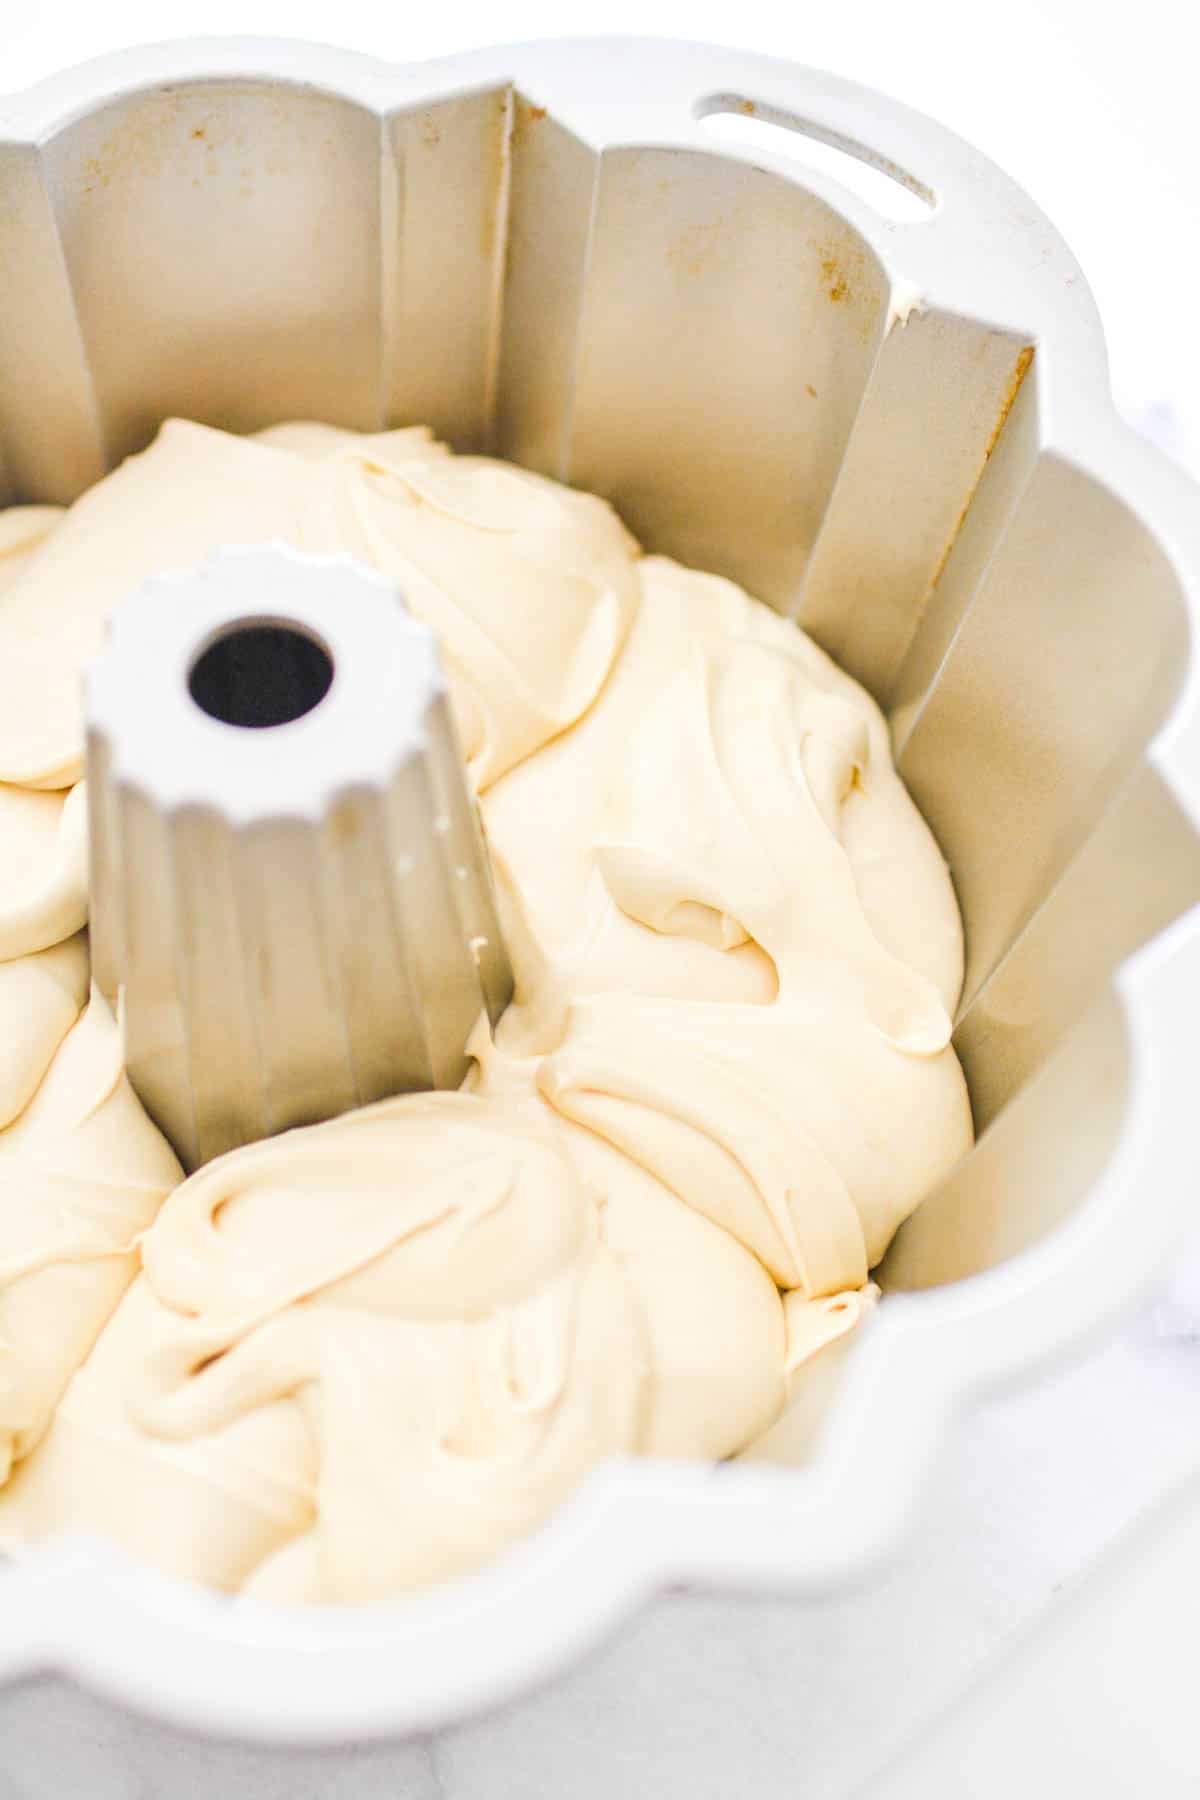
[0,421,972,1601]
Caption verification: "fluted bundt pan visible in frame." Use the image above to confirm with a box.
[0,35,1198,1743]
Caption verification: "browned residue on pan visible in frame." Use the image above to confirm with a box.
[482,87,518,449]
[812,236,873,313]
[79,87,187,190]
[74,88,346,195]
[477,93,509,266]
[509,97,548,150]
[985,344,1035,457]
[820,253,850,302]
[667,216,736,275]
[927,343,1035,594]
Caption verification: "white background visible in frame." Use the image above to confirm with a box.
[1,5,1199,1794]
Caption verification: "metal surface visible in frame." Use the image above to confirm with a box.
[0,33,1198,1743]
[85,544,511,1172]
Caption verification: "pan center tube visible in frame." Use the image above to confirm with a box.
[84,542,513,1173]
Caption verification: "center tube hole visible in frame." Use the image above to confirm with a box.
[188,620,334,729]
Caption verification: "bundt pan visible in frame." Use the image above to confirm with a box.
[0,35,1198,1743]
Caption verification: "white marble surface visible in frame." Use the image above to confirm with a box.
[1,4,1198,1794]
[875,1457,1200,1796]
